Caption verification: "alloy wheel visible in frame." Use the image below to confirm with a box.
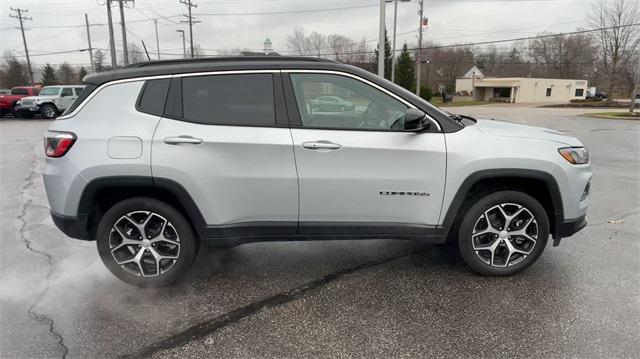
[471,203,538,267]
[109,211,181,277]
[43,106,56,119]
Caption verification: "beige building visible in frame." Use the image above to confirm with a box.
[456,76,588,103]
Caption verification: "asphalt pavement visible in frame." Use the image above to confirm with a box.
[0,106,638,358]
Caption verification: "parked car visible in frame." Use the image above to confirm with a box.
[586,90,607,100]
[43,57,591,287]
[0,86,40,117]
[310,95,355,112]
[15,85,84,119]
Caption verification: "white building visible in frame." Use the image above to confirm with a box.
[456,75,588,103]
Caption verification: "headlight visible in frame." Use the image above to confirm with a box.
[16,101,21,105]
[558,147,589,164]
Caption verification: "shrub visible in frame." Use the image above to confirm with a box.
[419,87,433,101]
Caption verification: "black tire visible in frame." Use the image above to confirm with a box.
[457,190,549,276]
[96,197,198,287]
[11,104,20,118]
[41,104,58,119]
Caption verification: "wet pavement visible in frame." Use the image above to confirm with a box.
[0,106,638,358]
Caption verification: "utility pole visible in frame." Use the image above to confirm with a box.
[117,0,134,65]
[377,0,385,77]
[180,0,199,58]
[85,13,95,72]
[176,30,187,59]
[154,19,160,60]
[415,0,424,96]
[9,7,34,84]
[106,0,117,68]
[391,0,398,83]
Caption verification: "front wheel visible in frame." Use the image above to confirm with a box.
[457,191,549,276]
[41,104,58,119]
[96,197,198,287]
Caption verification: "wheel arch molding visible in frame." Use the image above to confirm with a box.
[440,169,565,239]
[75,176,207,240]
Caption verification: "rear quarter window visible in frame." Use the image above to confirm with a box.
[137,79,171,116]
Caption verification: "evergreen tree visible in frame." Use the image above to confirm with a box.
[78,66,88,81]
[40,63,58,85]
[57,62,77,84]
[0,52,29,87]
[94,50,106,72]
[506,47,524,64]
[374,29,393,80]
[395,43,416,92]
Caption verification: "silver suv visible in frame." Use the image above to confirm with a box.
[17,85,84,119]
[43,57,591,287]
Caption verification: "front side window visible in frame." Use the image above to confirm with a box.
[39,87,61,96]
[289,73,409,130]
[182,73,275,126]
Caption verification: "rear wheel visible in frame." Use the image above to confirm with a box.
[457,191,549,276]
[96,197,198,287]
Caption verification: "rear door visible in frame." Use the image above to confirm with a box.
[151,71,299,236]
[59,87,77,110]
[284,71,447,234]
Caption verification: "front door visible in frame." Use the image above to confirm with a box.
[285,72,447,233]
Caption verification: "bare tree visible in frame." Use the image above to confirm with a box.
[125,43,147,64]
[588,0,640,99]
[57,62,78,84]
[327,34,356,62]
[529,32,597,79]
[307,31,326,56]
[287,29,311,55]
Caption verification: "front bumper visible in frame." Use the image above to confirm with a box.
[51,211,90,240]
[14,104,40,114]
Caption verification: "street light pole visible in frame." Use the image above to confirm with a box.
[377,0,386,78]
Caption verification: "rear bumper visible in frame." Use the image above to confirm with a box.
[51,211,90,240]
[554,214,587,238]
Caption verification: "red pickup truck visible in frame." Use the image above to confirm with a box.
[0,86,41,117]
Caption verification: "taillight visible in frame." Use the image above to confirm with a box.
[44,131,76,158]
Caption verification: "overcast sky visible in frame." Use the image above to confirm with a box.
[0,0,601,68]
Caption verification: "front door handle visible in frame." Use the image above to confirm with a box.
[164,136,203,145]
[302,140,342,150]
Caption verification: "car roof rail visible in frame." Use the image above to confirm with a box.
[126,56,336,68]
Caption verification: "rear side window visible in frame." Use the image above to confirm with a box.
[137,79,171,116]
[61,88,73,97]
[74,87,84,95]
[182,73,275,126]
[62,84,97,116]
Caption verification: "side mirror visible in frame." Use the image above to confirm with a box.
[404,109,429,131]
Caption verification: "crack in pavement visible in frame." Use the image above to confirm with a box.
[121,248,428,359]
[17,149,69,359]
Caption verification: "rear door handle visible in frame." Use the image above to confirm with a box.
[163,136,203,145]
[302,140,342,150]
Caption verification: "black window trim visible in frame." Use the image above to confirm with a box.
[282,70,442,133]
[165,71,289,128]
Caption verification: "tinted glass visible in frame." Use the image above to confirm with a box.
[182,74,275,126]
[11,88,28,95]
[546,88,552,96]
[137,79,171,116]
[74,87,84,95]
[39,87,61,96]
[575,89,584,97]
[61,88,73,96]
[289,73,408,130]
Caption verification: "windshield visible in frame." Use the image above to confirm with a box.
[39,87,61,96]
